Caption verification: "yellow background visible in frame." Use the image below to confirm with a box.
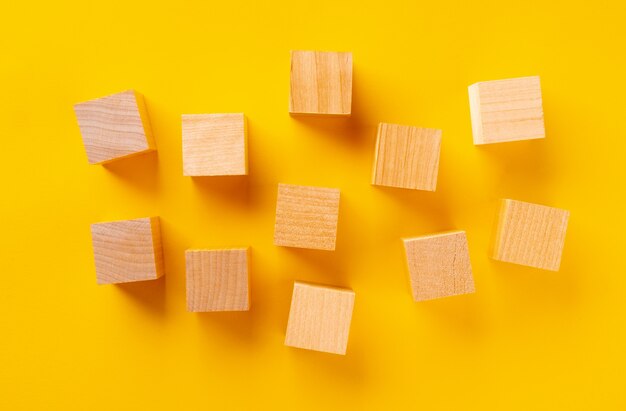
[1,0,625,409]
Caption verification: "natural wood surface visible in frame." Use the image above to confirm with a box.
[372,123,442,191]
[492,199,569,271]
[274,183,341,251]
[182,113,248,176]
[90,217,164,285]
[403,231,474,302]
[74,90,155,164]
[468,76,545,145]
[289,50,353,116]
[185,248,250,312]
[284,281,355,355]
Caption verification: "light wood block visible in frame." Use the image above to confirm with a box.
[91,217,164,285]
[289,50,353,116]
[372,123,442,191]
[403,231,475,302]
[274,184,340,251]
[492,199,570,271]
[182,113,248,176]
[468,76,545,145]
[185,248,250,312]
[74,90,155,164]
[285,281,355,355]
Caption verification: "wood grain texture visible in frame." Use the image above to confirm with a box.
[372,123,442,191]
[74,90,155,164]
[91,217,164,285]
[182,113,248,176]
[289,50,352,116]
[492,199,569,271]
[274,184,341,251]
[403,231,474,302]
[284,281,355,355]
[185,248,250,312]
[468,76,545,145]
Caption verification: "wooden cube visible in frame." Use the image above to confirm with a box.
[274,184,340,251]
[285,281,355,355]
[289,50,353,116]
[74,90,155,164]
[185,248,250,312]
[403,231,475,302]
[492,199,570,271]
[468,76,545,145]
[372,123,442,191]
[91,217,164,285]
[182,113,248,176]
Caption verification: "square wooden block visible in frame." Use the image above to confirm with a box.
[289,50,353,116]
[182,113,248,176]
[74,90,155,164]
[91,217,164,285]
[492,199,570,271]
[403,231,475,302]
[185,248,250,312]
[468,76,545,145]
[372,123,442,191]
[274,184,341,251]
[285,281,355,355]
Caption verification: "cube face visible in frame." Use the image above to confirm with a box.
[91,217,164,285]
[74,90,154,164]
[289,50,353,116]
[182,113,248,176]
[274,184,341,251]
[492,199,569,271]
[372,123,442,191]
[185,248,250,312]
[285,281,355,355]
[468,76,545,145]
[403,231,475,302]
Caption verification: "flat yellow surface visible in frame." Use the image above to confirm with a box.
[1,1,625,409]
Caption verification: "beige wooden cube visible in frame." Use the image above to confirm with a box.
[91,217,164,285]
[74,90,155,164]
[372,123,442,191]
[492,199,569,271]
[274,184,340,251]
[403,231,474,302]
[289,50,353,116]
[182,113,248,176]
[285,281,355,355]
[185,248,250,312]
[468,76,545,145]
